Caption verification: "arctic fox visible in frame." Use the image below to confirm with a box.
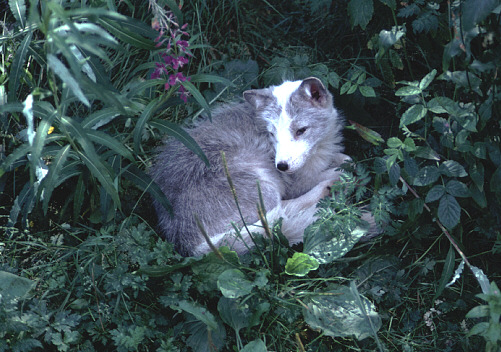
[151,77,368,256]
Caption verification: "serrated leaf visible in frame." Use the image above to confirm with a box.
[348,0,374,30]
[400,104,427,127]
[7,30,32,103]
[359,85,376,97]
[303,285,381,340]
[389,162,400,186]
[419,69,437,90]
[413,166,440,186]
[433,246,455,301]
[425,185,445,203]
[217,269,254,298]
[47,54,90,107]
[445,180,469,198]
[395,85,422,96]
[438,194,461,229]
[439,160,467,177]
[285,253,319,276]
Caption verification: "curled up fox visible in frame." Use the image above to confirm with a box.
[150,77,378,256]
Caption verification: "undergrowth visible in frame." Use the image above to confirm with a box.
[1,0,500,351]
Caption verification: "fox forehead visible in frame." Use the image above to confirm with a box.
[271,80,302,110]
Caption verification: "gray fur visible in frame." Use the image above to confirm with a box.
[150,77,357,256]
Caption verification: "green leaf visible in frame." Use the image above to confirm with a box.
[439,160,467,177]
[395,85,422,96]
[97,18,155,49]
[419,69,437,90]
[387,137,403,148]
[189,73,235,87]
[470,184,487,208]
[86,130,133,160]
[438,194,461,229]
[427,96,456,114]
[462,0,499,31]
[217,296,251,333]
[40,145,71,214]
[378,25,406,49]
[121,164,172,215]
[0,271,35,300]
[425,185,445,203]
[379,0,396,10]
[133,98,162,153]
[73,174,85,222]
[241,339,267,352]
[82,107,122,129]
[217,269,254,298]
[9,0,26,27]
[466,305,490,319]
[413,166,440,186]
[348,120,384,146]
[303,284,382,340]
[7,30,32,103]
[171,300,218,330]
[47,54,90,107]
[433,246,456,301]
[285,253,319,276]
[0,143,30,177]
[348,0,374,30]
[180,80,211,116]
[149,119,209,167]
[400,104,427,127]
[359,85,376,97]
[60,116,120,207]
[445,180,469,198]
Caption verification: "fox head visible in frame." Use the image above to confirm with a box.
[243,77,341,173]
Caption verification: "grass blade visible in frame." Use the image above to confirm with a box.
[7,30,32,103]
[47,54,90,107]
[40,144,71,214]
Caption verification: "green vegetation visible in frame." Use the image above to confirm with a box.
[1,0,500,350]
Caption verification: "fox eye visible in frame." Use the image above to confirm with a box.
[296,127,307,136]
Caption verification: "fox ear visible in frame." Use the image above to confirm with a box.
[300,77,330,107]
[243,90,271,109]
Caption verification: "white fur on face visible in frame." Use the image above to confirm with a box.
[269,80,311,172]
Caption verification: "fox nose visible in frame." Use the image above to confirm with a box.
[277,161,289,172]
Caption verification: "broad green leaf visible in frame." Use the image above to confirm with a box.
[7,30,32,103]
[217,296,251,332]
[340,81,352,95]
[419,69,437,90]
[9,0,26,27]
[241,339,267,352]
[433,246,456,301]
[40,145,71,214]
[413,166,440,186]
[185,320,226,352]
[470,184,487,208]
[395,85,421,96]
[387,137,402,148]
[439,160,467,177]
[438,194,461,229]
[171,300,218,330]
[445,180,469,198]
[285,253,319,276]
[0,271,35,300]
[191,247,240,292]
[348,0,374,29]
[149,119,209,167]
[466,305,490,319]
[217,269,254,298]
[378,25,406,49]
[389,162,401,186]
[425,185,445,203]
[121,164,172,214]
[399,104,427,127]
[47,54,90,107]
[303,284,382,340]
[359,85,376,97]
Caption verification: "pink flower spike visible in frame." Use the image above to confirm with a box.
[164,82,170,91]
[181,23,188,30]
